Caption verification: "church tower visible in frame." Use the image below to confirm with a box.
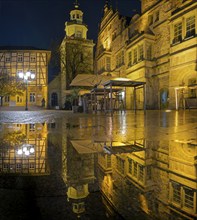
[59,0,94,108]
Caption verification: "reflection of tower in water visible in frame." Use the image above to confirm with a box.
[62,138,96,218]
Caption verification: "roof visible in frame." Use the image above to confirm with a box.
[103,78,146,87]
[0,46,49,51]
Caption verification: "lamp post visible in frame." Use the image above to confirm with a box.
[18,71,35,111]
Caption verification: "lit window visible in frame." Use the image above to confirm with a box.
[186,16,195,38]
[173,22,182,44]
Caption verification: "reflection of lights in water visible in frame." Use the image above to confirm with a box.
[17,144,35,156]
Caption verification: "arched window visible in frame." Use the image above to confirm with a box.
[51,93,58,107]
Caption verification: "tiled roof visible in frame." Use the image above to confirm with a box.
[0,46,48,51]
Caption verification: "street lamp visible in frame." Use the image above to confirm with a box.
[17,143,35,156]
[18,71,35,110]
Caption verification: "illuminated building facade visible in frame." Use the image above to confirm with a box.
[48,1,94,109]
[95,0,197,110]
[0,46,51,108]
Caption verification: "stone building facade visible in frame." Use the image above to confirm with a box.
[95,0,197,110]
[48,1,94,109]
[0,46,51,108]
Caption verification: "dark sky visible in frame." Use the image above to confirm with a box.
[0,0,141,50]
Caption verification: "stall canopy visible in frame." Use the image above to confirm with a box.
[70,74,112,88]
[102,78,146,113]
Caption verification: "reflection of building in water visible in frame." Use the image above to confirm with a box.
[0,123,48,175]
[98,139,152,219]
[62,138,96,218]
[97,140,197,219]
[168,140,197,220]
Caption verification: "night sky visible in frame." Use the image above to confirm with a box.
[0,0,141,50]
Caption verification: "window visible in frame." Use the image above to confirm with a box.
[128,159,133,174]
[139,165,144,182]
[186,16,195,38]
[133,48,137,63]
[173,22,182,44]
[106,57,111,71]
[128,51,132,67]
[171,182,195,210]
[5,53,11,62]
[172,182,181,204]
[139,45,144,61]
[116,157,125,174]
[17,53,23,62]
[4,96,10,103]
[184,187,194,209]
[29,124,35,131]
[29,163,35,169]
[30,93,36,102]
[133,162,137,177]
[16,96,22,103]
[16,163,22,170]
[30,54,36,62]
[147,44,152,60]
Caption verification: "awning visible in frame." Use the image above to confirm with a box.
[70,74,112,88]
